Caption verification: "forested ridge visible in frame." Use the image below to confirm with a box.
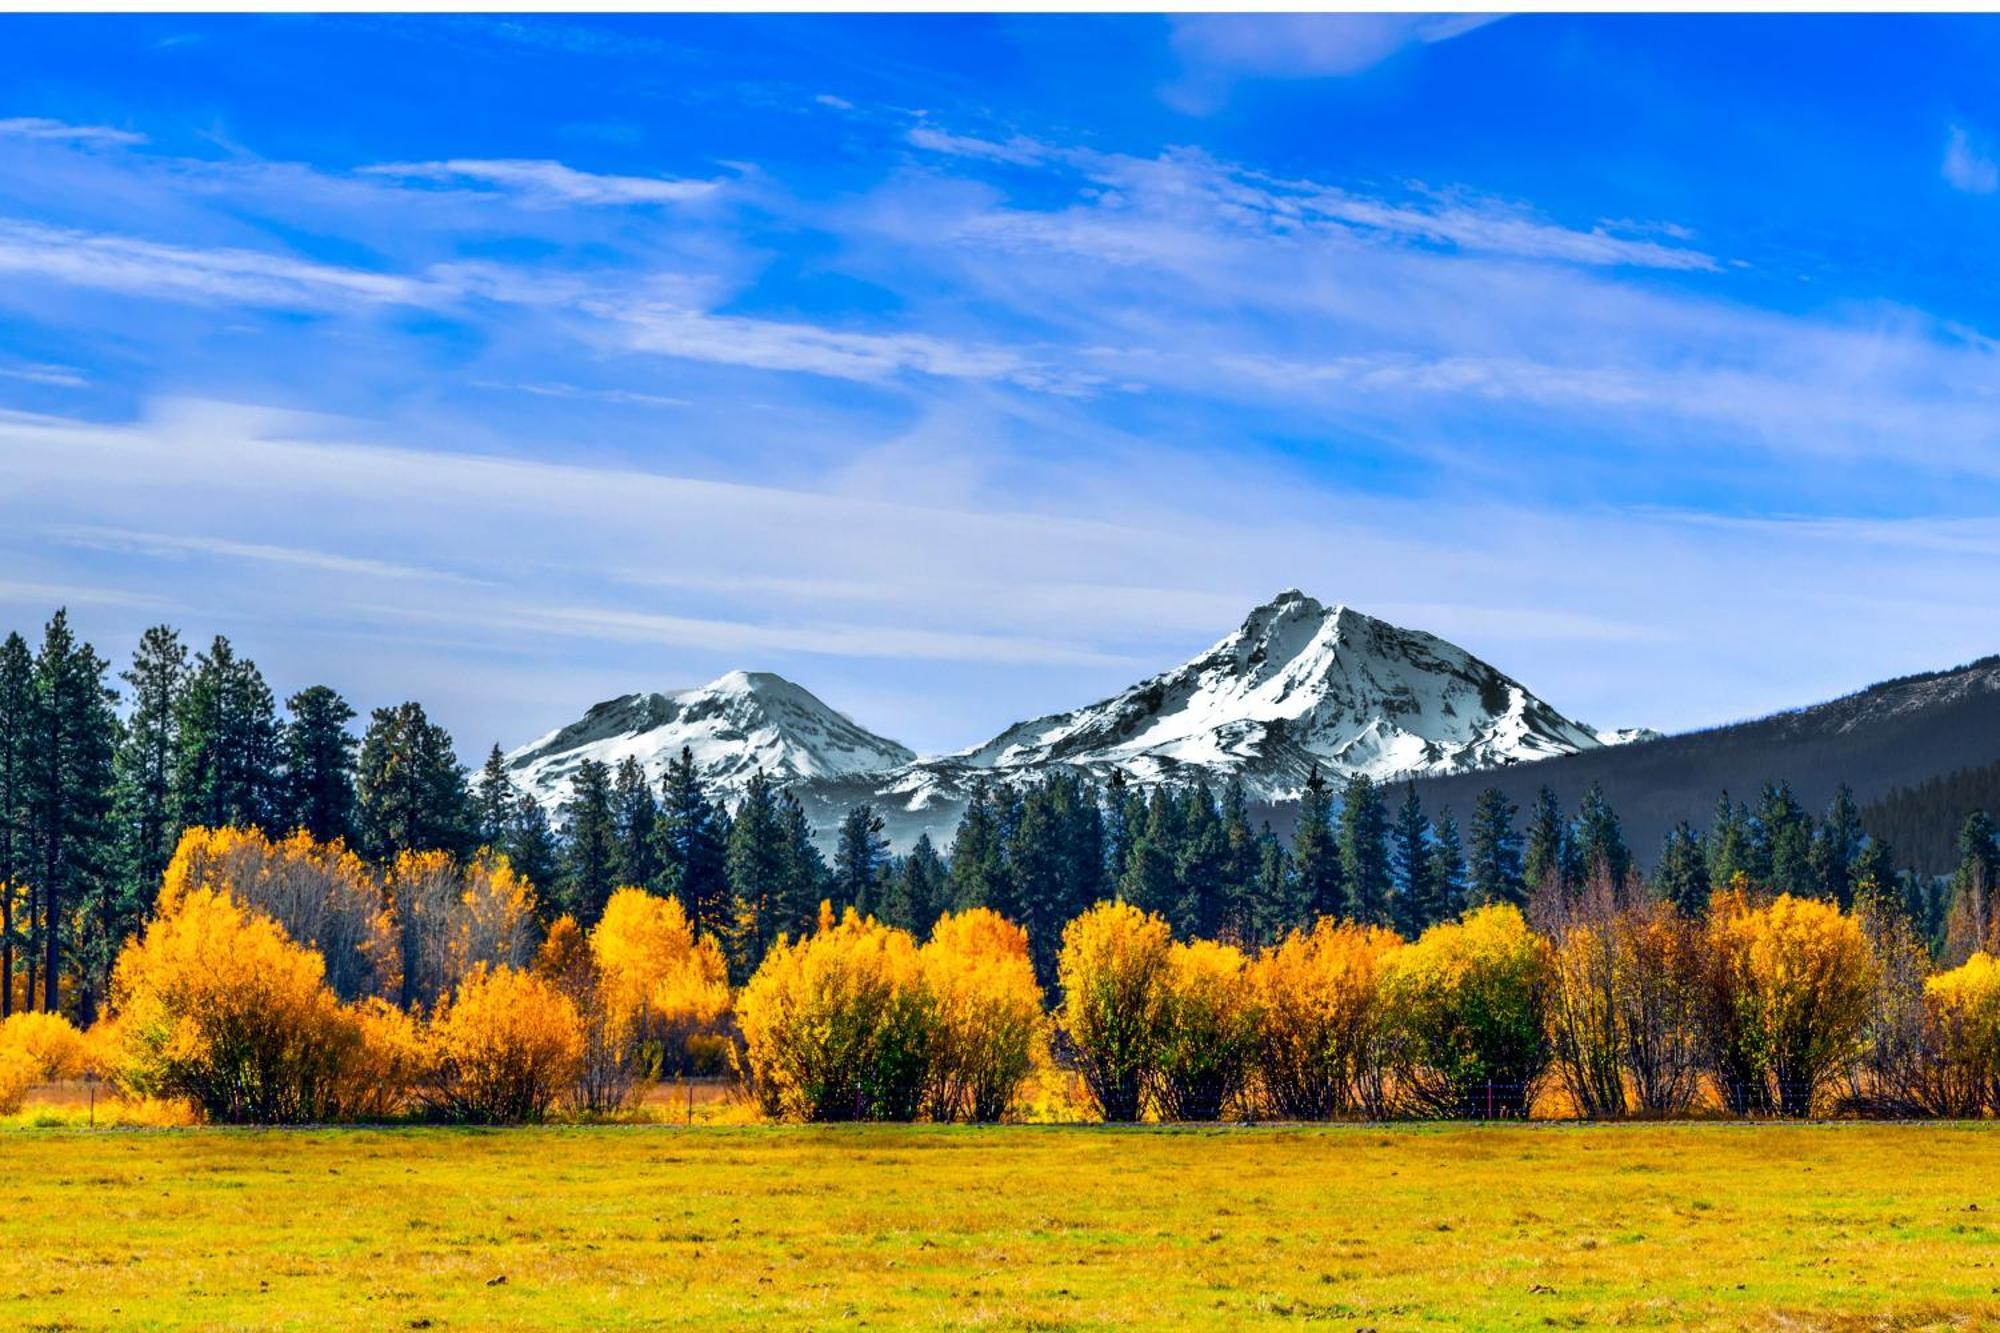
[3,609,1998,1021]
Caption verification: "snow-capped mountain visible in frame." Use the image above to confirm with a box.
[506,670,914,808]
[939,589,1620,794]
[507,592,1647,845]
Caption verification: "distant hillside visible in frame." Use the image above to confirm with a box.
[1384,655,2000,873]
[1861,757,2000,876]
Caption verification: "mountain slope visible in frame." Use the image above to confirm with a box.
[1394,654,2000,872]
[506,670,914,807]
[952,589,1619,794]
[786,590,1637,848]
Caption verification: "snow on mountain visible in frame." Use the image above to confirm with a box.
[940,589,1624,796]
[506,593,1649,846]
[506,670,914,810]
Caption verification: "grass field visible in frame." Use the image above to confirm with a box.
[3,1121,1996,1329]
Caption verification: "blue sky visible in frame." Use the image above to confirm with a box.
[4,13,2000,758]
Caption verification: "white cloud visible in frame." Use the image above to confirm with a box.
[0,218,436,308]
[1165,14,1501,111]
[5,398,1996,758]
[0,362,88,388]
[1172,13,1500,79]
[0,116,146,147]
[1943,125,1998,195]
[599,300,1047,385]
[50,526,487,585]
[906,127,1052,167]
[362,158,721,206]
[910,134,1716,271]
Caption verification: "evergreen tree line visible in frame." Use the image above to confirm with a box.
[6,609,1999,1022]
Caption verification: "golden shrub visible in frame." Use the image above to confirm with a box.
[1056,900,1173,1123]
[1613,901,1706,1118]
[1546,912,1626,1119]
[1152,939,1259,1122]
[0,1044,35,1115]
[590,887,733,1071]
[921,908,1045,1123]
[1921,952,2000,1116]
[533,915,631,1116]
[422,965,583,1123]
[109,884,359,1123]
[1382,904,1551,1118]
[334,999,427,1121]
[735,907,934,1122]
[0,1010,90,1082]
[1706,891,1879,1117]
[160,826,398,1002]
[1249,919,1402,1120]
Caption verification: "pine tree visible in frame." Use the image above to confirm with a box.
[1707,792,1753,887]
[172,635,280,833]
[0,633,32,1015]
[609,756,661,891]
[1467,786,1524,909]
[1943,810,1999,963]
[654,746,729,939]
[1850,836,1900,919]
[354,701,471,859]
[112,625,186,927]
[1654,820,1710,916]
[279,685,357,844]
[1426,808,1467,923]
[1253,825,1296,944]
[1290,764,1345,921]
[471,744,516,850]
[833,803,889,916]
[946,782,1007,914]
[1103,769,1142,888]
[1811,784,1864,905]
[1389,782,1437,936]
[1000,774,1100,985]
[1572,782,1632,895]
[777,789,828,938]
[1119,787,1180,923]
[506,792,561,905]
[1339,772,1391,926]
[725,771,788,978]
[1174,780,1231,939]
[560,758,617,926]
[881,832,946,935]
[1523,785,1568,898]
[1058,774,1108,923]
[25,611,119,1015]
[1219,778,1260,943]
[1752,781,1815,897]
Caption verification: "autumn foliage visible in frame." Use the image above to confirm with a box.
[1056,901,1174,1122]
[1382,904,1551,1117]
[920,909,1045,1123]
[421,965,583,1123]
[42,823,2000,1128]
[108,882,360,1123]
[1248,920,1402,1119]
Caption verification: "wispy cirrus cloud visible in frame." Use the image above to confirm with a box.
[1165,14,1502,112]
[1943,124,1998,195]
[0,116,146,147]
[908,130,1716,272]
[362,157,723,206]
[0,218,437,308]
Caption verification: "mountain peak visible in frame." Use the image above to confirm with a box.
[954,593,1617,794]
[506,669,913,810]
